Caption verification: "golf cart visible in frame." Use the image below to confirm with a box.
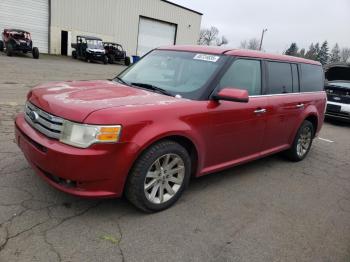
[103,42,131,65]
[0,29,39,59]
[71,35,108,64]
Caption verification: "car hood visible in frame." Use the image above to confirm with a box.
[325,63,350,81]
[28,80,181,122]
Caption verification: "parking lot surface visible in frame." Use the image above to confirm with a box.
[0,54,349,262]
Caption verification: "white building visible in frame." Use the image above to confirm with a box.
[0,0,202,56]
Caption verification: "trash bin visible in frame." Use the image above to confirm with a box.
[132,55,140,63]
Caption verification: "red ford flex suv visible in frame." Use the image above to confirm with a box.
[15,45,326,212]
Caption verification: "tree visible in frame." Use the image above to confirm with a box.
[314,43,321,61]
[240,38,260,50]
[318,41,329,65]
[285,43,299,56]
[198,26,228,46]
[299,48,306,58]
[340,47,350,63]
[305,43,318,60]
[330,43,341,63]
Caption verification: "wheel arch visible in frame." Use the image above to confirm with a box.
[304,114,318,137]
[130,133,201,179]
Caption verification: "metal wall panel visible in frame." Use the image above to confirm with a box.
[50,0,201,56]
[0,0,49,53]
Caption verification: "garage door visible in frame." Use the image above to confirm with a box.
[137,17,176,57]
[0,0,49,53]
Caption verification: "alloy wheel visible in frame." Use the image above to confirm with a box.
[144,154,185,204]
[296,126,312,157]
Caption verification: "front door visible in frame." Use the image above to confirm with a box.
[204,58,267,172]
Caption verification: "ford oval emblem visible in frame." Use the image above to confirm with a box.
[333,97,341,101]
[29,111,39,123]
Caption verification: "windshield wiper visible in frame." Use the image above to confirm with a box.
[130,82,173,96]
[114,76,130,86]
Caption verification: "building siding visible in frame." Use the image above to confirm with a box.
[50,0,202,56]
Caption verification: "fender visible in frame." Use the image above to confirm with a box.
[125,121,205,176]
[288,104,319,144]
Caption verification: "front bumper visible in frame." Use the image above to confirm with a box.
[325,101,350,121]
[87,52,105,61]
[15,113,139,198]
[13,44,32,52]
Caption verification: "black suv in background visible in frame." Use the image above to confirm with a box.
[71,35,108,64]
[324,63,350,121]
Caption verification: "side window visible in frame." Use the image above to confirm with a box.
[300,64,324,92]
[267,62,293,94]
[219,59,261,95]
[291,64,299,92]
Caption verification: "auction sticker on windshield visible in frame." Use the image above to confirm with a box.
[194,54,220,62]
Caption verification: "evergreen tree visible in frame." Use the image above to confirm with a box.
[314,43,321,61]
[305,43,317,60]
[285,43,298,56]
[299,48,306,58]
[330,43,341,63]
[318,41,329,65]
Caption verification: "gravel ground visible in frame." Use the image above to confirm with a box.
[0,53,349,262]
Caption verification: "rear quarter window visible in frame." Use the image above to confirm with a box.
[300,64,324,92]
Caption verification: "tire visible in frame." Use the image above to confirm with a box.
[126,140,191,212]
[124,56,131,66]
[32,47,39,59]
[0,41,4,52]
[284,120,314,162]
[6,44,13,57]
[72,51,77,59]
[107,54,114,64]
[103,55,108,65]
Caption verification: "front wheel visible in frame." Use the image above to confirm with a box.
[0,41,4,52]
[6,44,13,56]
[32,47,39,59]
[126,140,191,212]
[284,120,314,161]
[103,55,108,64]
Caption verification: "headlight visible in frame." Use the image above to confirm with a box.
[60,121,122,148]
[86,48,91,53]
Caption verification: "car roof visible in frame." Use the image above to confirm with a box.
[5,29,30,34]
[77,35,102,41]
[157,45,321,65]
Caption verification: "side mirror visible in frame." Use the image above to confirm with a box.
[213,88,249,103]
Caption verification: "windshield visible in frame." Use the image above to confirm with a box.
[87,40,104,49]
[117,50,226,99]
[329,82,350,88]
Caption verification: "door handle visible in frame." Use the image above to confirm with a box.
[296,103,304,109]
[254,108,267,114]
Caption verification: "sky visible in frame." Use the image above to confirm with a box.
[169,0,350,54]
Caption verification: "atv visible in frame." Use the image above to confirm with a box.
[0,29,39,59]
[103,42,131,66]
[71,35,108,64]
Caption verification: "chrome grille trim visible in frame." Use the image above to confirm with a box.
[25,102,64,139]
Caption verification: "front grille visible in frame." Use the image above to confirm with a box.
[326,87,350,104]
[24,102,64,139]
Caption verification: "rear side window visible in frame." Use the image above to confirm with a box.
[267,62,293,94]
[300,64,324,92]
[219,59,261,95]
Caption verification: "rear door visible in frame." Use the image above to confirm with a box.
[262,61,303,152]
[205,58,267,169]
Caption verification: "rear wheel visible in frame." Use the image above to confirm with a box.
[0,41,4,52]
[72,50,77,59]
[284,120,314,161]
[32,47,39,59]
[6,43,13,56]
[126,140,191,212]
[124,56,131,66]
